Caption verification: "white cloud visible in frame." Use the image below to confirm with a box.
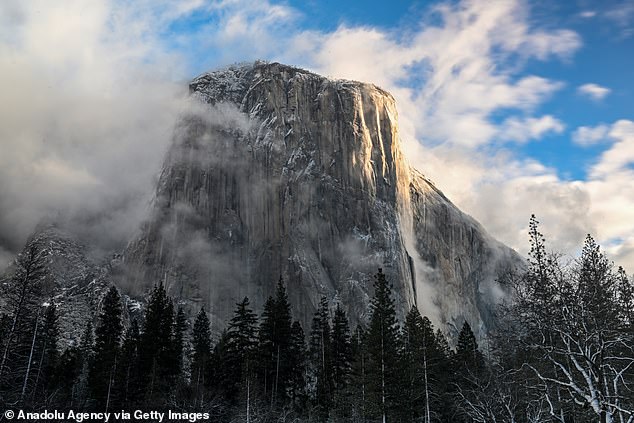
[572,124,611,146]
[579,11,597,18]
[578,83,611,100]
[590,120,634,177]
[604,1,634,37]
[499,115,565,143]
[0,0,193,265]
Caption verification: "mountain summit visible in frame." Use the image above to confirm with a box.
[123,61,520,334]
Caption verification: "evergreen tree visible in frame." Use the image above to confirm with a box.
[0,241,47,399]
[138,284,178,405]
[174,307,188,375]
[349,325,369,421]
[31,304,59,403]
[401,308,421,422]
[88,286,123,410]
[308,296,333,419]
[80,320,94,360]
[54,346,81,408]
[616,267,634,325]
[73,320,94,408]
[224,297,258,405]
[401,306,441,423]
[330,303,352,420]
[288,320,307,413]
[116,320,141,407]
[454,322,485,375]
[257,296,276,399]
[257,277,293,407]
[578,234,618,327]
[365,268,401,423]
[434,329,451,361]
[190,308,212,406]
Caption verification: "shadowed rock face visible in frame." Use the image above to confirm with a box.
[0,227,112,346]
[123,61,521,335]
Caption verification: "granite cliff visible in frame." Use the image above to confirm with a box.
[121,62,520,335]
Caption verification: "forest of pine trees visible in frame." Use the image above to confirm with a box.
[0,216,633,422]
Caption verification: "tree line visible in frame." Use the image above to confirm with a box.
[1,215,633,422]
[0,247,477,422]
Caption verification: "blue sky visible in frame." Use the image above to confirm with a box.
[0,0,633,270]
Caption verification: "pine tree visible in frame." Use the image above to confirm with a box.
[116,320,141,407]
[0,241,47,396]
[401,307,444,423]
[31,304,59,403]
[401,307,425,422]
[288,321,307,413]
[578,235,618,327]
[257,296,276,399]
[453,320,486,422]
[190,308,212,406]
[257,277,293,408]
[174,307,188,375]
[89,286,123,410]
[455,322,484,375]
[616,267,634,325]
[19,303,43,405]
[525,214,559,312]
[366,268,401,423]
[308,296,333,419]
[73,320,94,408]
[138,284,178,405]
[349,325,369,421]
[224,297,259,405]
[331,303,352,420]
[54,346,81,408]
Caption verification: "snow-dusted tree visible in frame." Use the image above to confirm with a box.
[505,216,634,423]
[31,304,59,403]
[0,240,47,389]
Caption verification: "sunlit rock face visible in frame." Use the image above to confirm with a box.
[124,62,520,334]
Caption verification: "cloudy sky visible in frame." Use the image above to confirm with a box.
[1,0,633,271]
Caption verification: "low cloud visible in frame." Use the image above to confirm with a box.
[0,0,192,268]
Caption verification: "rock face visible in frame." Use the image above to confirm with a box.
[124,62,520,335]
[0,226,111,346]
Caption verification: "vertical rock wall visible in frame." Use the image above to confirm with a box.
[124,62,520,334]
